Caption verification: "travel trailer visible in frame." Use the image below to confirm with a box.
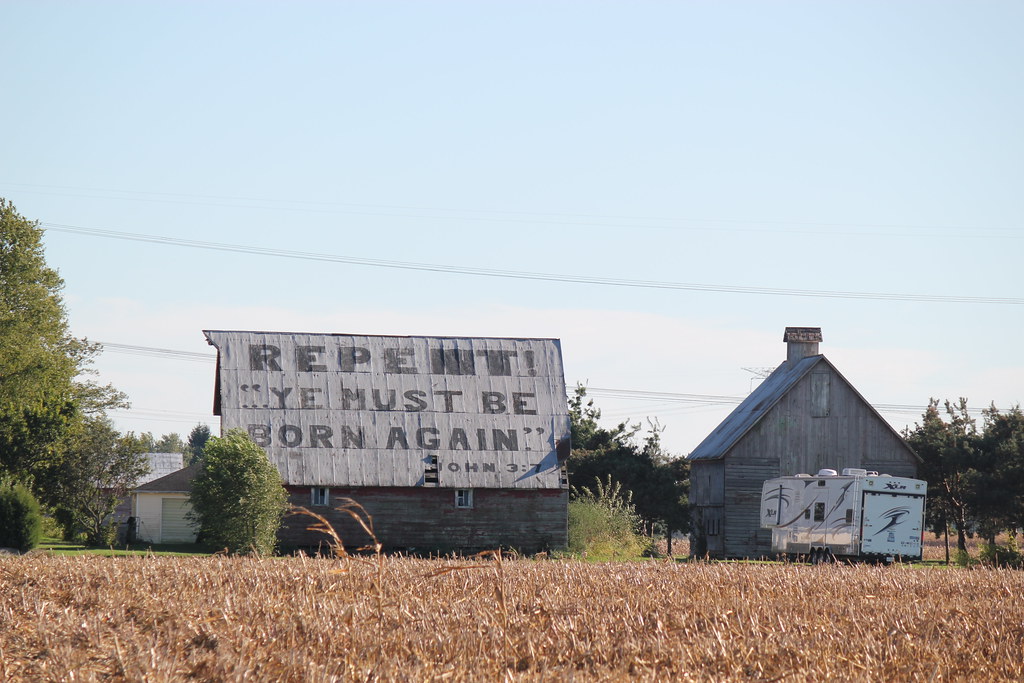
[760,468,926,564]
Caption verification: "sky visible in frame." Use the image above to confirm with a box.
[2,1,1021,457]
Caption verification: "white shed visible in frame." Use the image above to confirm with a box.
[131,465,200,544]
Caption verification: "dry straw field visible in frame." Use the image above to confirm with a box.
[2,553,1023,681]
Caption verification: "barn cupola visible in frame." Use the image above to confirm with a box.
[783,326,822,363]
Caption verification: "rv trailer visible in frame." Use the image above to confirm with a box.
[760,468,927,564]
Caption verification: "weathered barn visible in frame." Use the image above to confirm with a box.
[204,331,571,553]
[687,327,919,558]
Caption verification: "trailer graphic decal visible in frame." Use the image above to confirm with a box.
[871,507,911,536]
[826,481,854,518]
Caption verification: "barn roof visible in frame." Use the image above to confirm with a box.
[136,452,185,486]
[133,464,199,494]
[686,354,920,462]
[687,355,822,461]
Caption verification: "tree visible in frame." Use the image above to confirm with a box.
[44,417,149,545]
[905,399,982,556]
[0,199,126,491]
[907,399,1024,563]
[185,424,212,465]
[567,385,690,551]
[189,429,288,555]
[137,432,186,453]
[978,405,1024,536]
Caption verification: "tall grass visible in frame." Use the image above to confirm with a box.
[2,554,1023,680]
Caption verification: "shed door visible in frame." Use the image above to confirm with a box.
[161,498,198,543]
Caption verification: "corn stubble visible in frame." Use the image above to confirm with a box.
[1,555,1022,681]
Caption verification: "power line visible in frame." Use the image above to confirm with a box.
[95,342,1000,418]
[97,342,215,362]
[45,223,1024,305]
[587,387,745,406]
[587,386,994,418]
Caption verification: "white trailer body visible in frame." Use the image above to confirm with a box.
[760,469,926,562]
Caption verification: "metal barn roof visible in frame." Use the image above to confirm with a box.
[136,452,185,486]
[687,355,822,461]
[204,330,571,489]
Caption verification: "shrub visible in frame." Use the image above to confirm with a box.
[189,429,288,555]
[0,482,43,552]
[568,475,650,560]
[954,548,978,567]
[979,538,1023,568]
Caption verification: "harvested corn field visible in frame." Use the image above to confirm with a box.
[2,555,1022,681]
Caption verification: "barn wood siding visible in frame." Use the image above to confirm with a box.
[689,460,726,556]
[281,487,567,553]
[723,456,776,557]
[714,361,918,558]
[689,460,724,506]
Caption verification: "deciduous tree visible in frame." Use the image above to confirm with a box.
[189,429,288,555]
[45,416,149,545]
[0,198,125,491]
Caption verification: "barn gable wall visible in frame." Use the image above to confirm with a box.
[717,360,918,558]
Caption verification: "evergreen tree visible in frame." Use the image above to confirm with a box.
[907,399,1024,561]
[978,405,1024,537]
[185,424,212,464]
[905,399,980,553]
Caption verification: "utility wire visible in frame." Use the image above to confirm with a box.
[45,223,1024,305]
[587,386,993,417]
[95,342,999,418]
[98,342,215,363]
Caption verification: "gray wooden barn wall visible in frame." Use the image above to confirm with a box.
[281,487,568,553]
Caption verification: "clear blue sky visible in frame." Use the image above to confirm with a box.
[2,1,1021,456]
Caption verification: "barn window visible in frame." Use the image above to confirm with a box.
[455,489,473,509]
[311,487,329,507]
[705,518,719,536]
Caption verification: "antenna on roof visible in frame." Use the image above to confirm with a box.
[742,367,776,392]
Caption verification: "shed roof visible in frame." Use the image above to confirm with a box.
[134,464,199,494]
